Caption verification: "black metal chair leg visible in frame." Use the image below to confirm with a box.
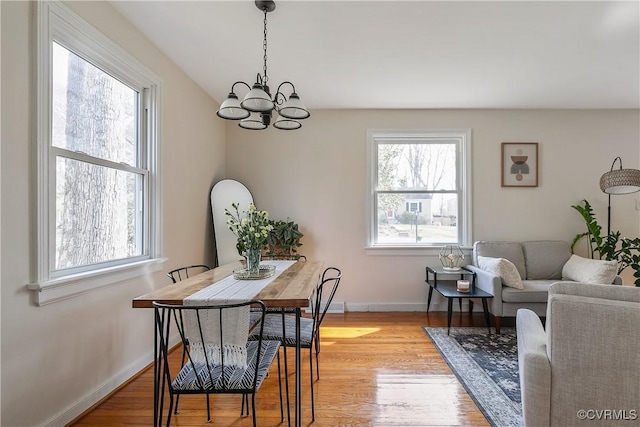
[314,335,320,381]
[241,393,248,416]
[277,350,284,422]
[206,393,211,422]
[251,394,257,427]
[309,344,315,421]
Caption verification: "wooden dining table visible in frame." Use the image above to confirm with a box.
[132,259,324,427]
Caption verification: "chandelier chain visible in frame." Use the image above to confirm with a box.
[262,8,268,85]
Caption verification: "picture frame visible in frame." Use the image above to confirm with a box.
[501,142,538,187]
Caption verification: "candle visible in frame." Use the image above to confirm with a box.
[457,280,470,293]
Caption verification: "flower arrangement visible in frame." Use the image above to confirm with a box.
[225,203,274,256]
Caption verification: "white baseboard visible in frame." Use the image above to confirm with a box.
[345,301,479,312]
[45,349,155,427]
[309,301,477,314]
[309,300,487,314]
[323,301,345,313]
[305,301,345,314]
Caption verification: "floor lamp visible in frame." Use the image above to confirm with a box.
[599,157,640,237]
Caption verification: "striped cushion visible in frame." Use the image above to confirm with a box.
[249,309,295,330]
[250,313,314,347]
[172,340,280,392]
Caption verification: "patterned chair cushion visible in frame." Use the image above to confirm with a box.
[172,340,280,392]
[251,313,315,347]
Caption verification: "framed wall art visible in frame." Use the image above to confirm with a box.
[501,142,538,187]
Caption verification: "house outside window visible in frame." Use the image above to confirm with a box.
[29,2,163,305]
[367,129,472,249]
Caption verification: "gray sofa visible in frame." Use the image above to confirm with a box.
[517,282,640,426]
[465,240,621,333]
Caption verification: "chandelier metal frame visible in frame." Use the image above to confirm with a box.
[216,0,310,130]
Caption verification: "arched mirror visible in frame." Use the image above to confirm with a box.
[210,179,253,265]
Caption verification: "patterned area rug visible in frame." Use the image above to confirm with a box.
[424,327,522,427]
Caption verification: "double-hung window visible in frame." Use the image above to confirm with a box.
[29,2,162,304]
[367,129,472,250]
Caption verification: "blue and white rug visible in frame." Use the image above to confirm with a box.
[424,327,523,427]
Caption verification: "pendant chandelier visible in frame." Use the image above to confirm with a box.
[216,0,310,130]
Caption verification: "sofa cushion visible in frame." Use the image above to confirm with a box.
[522,240,571,280]
[477,256,524,289]
[502,280,556,303]
[473,241,526,279]
[561,254,618,284]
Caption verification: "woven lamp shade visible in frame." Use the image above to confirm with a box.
[600,168,640,195]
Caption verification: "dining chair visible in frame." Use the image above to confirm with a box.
[166,264,211,283]
[153,300,284,427]
[165,264,212,414]
[249,267,342,421]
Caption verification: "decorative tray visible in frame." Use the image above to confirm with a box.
[233,265,276,280]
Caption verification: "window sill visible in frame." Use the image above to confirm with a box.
[27,258,167,306]
[365,246,472,256]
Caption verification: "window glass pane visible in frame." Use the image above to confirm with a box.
[52,42,138,166]
[377,143,457,191]
[376,193,458,244]
[55,157,142,270]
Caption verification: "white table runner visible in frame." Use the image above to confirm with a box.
[183,260,296,367]
[186,260,296,303]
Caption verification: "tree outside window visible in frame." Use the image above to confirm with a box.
[52,43,144,271]
[368,130,471,248]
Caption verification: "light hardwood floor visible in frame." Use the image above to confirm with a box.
[71,311,490,426]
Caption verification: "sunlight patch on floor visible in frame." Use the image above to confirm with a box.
[374,373,468,425]
[319,326,380,338]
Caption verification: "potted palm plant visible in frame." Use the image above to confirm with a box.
[571,199,640,286]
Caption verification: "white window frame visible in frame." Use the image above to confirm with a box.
[28,1,164,305]
[365,129,472,255]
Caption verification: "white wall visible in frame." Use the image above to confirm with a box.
[226,109,640,309]
[0,1,226,425]
[1,1,639,425]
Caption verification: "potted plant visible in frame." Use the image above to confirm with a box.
[265,218,304,259]
[571,199,640,286]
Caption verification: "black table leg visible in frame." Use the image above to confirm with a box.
[447,298,453,335]
[458,298,462,312]
[481,298,491,334]
[295,308,302,427]
[427,286,434,312]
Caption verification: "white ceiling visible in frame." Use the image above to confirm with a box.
[110,1,640,110]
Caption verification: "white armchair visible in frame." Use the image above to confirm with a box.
[517,282,640,426]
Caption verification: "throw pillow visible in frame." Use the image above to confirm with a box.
[477,256,524,289]
[562,254,617,284]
